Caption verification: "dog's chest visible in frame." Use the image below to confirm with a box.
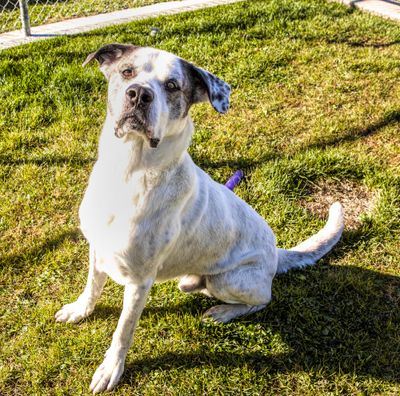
[79,164,187,284]
[79,165,148,253]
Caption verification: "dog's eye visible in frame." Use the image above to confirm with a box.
[121,68,135,79]
[165,80,179,91]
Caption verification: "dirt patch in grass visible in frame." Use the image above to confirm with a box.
[300,180,377,230]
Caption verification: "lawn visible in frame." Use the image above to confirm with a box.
[0,0,170,34]
[0,0,399,394]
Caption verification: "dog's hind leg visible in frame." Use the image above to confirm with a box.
[55,246,107,323]
[203,259,274,323]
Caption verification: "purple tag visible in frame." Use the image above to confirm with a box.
[225,170,244,191]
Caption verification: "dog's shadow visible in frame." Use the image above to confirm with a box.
[92,239,399,386]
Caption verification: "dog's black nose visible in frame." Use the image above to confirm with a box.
[126,84,154,106]
[149,138,160,148]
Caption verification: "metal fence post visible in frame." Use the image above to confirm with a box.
[19,0,31,36]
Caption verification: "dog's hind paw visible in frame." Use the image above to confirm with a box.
[203,303,266,324]
[203,304,239,324]
[89,354,125,394]
[55,300,93,323]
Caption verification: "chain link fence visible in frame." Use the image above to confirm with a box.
[0,0,168,35]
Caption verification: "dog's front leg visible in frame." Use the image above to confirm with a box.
[89,278,153,394]
[55,246,107,323]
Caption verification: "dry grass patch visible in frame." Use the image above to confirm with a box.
[300,179,377,230]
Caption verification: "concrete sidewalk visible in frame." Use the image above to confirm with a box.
[0,0,244,50]
[335,0,400,20]
[1,0,399,50]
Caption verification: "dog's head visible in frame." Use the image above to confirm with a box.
[84,44,231,148]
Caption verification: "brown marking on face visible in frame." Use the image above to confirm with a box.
[83,44,139,79]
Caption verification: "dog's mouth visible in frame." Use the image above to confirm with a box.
[115,112,147,135]
[114,112,160,148]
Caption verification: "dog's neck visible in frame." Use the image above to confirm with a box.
[98,115,194,179]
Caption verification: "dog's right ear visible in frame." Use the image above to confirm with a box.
[83,43,137,75]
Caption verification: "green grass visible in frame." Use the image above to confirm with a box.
[0,0,170,34]
[1,0,400,394]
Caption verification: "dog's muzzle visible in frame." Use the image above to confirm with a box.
[114,115,160,148]
[114,84,159,146]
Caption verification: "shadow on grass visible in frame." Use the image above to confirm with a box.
[117,262,400,384]
[85,229,399,384]
[305,34,400,49]
[330,38,400,48]
[191,109,400,173]
[0,229,82,271]
[0,154,94,166]
[308,109,400,150]
[191,152,276,173]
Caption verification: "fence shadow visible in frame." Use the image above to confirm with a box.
[307,109,400,151]
[190,109,400,175]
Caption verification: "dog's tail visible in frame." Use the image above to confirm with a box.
[276,202,344,274]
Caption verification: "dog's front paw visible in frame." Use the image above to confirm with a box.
[55,300,93,323]
[89,354,125,394]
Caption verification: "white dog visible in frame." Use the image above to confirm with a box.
[55,44,344,393]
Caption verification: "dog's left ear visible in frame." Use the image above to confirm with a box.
[182,60,231,114]
[83,44,137,76]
